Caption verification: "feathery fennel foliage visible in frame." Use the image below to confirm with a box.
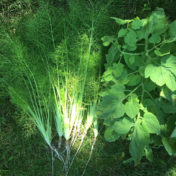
[0,0,113,174]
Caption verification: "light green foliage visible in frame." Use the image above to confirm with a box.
[148,8,167,35]
[99,8,176,165]
[118,28,127,38]
[113,117,134,135]
[125,94,140,119]
[129,123,150,165]
[145,55,176,91]
[162,137,176,156]
[142,112,160,135]
[124,30,137,50]
[99,83,125,120]
[171,128,176,138]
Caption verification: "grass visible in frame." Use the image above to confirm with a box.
[1,110,176,176]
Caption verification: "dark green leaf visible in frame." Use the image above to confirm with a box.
[143,79,156,92]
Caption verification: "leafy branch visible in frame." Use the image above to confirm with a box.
[99,8,176,165]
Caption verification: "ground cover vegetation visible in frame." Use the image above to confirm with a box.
[0,0,176,176]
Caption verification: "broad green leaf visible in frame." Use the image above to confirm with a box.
[162,137,176,156]
[105,44,119,67]
[131,19,143,30]
[145,64,166,86]
[141,19,148,26]
[171,127,176,138]
[142,112,160,135]
[160,86,176,102]
[161,55,176,75]
[102,67,113,82]
[145,60,176,91]
[110,62,129,84]
[124,56,137,70]
[110,84,126,99]
[127,74,141,86]
[161,55,176,91]
[149,34,161,44]
[129,124,150,165]
[125,94,140,119]
[154,49,170,56]
[113,102,125,118]
[101,36,115,46]
[113,117,134,135]
[145,147,153,162]
[99,84,126,119]
[99,95,124,119]
[129,56,135,65]
[160,43,173,56]
[104,126,120,142]
[124,30,137,47]
[118,28,127,38]
[162,137,173,155]
[125,44,137,51]
[148,8,167,35]
[111,17,132,25]
[162,70,176,91]
[112,63,124,78]
[169,20,176,38]
[124,55,143,70]
[136,29,145,40]
[115,69,129,85]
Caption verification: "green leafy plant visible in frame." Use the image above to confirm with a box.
[99,8,176,165]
